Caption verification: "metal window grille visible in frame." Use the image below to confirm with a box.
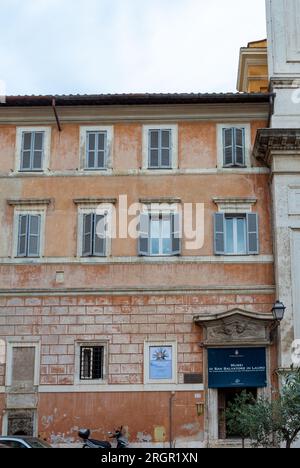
[80,346,104,380]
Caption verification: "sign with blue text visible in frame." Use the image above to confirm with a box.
[208,347,267,388]
[149,346,173,380]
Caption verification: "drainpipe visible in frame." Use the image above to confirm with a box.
[169,392,176,449]
[52,98,62,132]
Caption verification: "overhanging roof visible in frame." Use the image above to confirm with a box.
[1,92,273,107]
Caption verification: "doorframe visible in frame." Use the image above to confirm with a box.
[205,345,271,445]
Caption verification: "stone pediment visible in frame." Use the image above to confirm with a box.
[194,308,273,346]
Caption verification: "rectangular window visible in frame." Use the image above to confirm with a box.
[214,213,259,255]
[82,213,107,257]
[223,128,245,167]
[86,131,107,170]
[148,129,172,169]
[17,214,41,258]
[20,132,44,171]
[139,212,181,257]
[80,346,104,380]
[225,216,247,254]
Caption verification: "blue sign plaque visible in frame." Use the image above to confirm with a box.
[149,346,173,380]
[208,347,267,389]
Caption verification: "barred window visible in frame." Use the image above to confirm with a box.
[80,346,104,380]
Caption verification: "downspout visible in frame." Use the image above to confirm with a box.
[52,98,62,132]
[169,392,176,449]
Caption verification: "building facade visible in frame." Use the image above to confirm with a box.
[0,91,278,447]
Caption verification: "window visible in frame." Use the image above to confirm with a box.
[15,127,51,173]
[17,214,41,258]
[144,342,177,384]
[79,345,105,381]
[217,124,250,169]
[214,213,259,255]
[20,132,44,171]
[139,212,181,257]
[223,128,245,167]
[86,131,107,170]
[143,125,178,170]
[79,126,113,171]
[82,213,107,257]
[149,129,172,169]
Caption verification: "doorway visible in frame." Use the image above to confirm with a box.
[218,388,257,439]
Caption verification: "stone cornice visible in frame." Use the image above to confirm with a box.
[7,198,52,206]
[253,128,300,166]
[73,198,117,205]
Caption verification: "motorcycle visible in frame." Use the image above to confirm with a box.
[78,427,129,449]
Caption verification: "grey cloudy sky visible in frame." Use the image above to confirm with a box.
[0,0,267,96]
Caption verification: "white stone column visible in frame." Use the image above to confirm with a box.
[266,0,300,128]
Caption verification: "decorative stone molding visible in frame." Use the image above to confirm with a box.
[7,198,52,206]
[213,197,257,213]
[253,128,300,166]
[194,308,274,346]
[139,198,181,205]
[73,198,117,205]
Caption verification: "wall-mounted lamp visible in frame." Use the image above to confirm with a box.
[272,301,286,322]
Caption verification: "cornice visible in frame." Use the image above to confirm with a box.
[7,198,52,206]
[253,128,300,166]
[0,102,270,124]
[73,198,117,205]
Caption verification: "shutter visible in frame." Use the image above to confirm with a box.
[138,213,150,256]
[223,128,234,167]
[28,215,41,257]
[94,214,106,256]
[149,130,159,168]
[171,212,181,255]
[97,132,107,169]
[247,213,259,254]
[214,213,225,255]
[87,132,96,169]
[82,213,93,256]
[234,128,245,167]
[32,132,44,170]
[21,132,32,171]
[161,129,171,168]
[17,215,28,257]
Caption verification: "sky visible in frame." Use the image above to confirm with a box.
[0,0,267,96]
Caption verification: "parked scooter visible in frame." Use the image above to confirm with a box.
[78,427,129,449]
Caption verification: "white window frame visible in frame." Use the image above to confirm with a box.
[144,341,177,385]
[13,206,46,259]
[15,127,51,173]
[140,203,181,257]
[77,204,113,258]
[75,341,108,386]
[217,123,251,169]
[149,212,173,257]
[224,216,247,255]
[142,124,178,170]
[5,340,41,387]
[79,126,114,172]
